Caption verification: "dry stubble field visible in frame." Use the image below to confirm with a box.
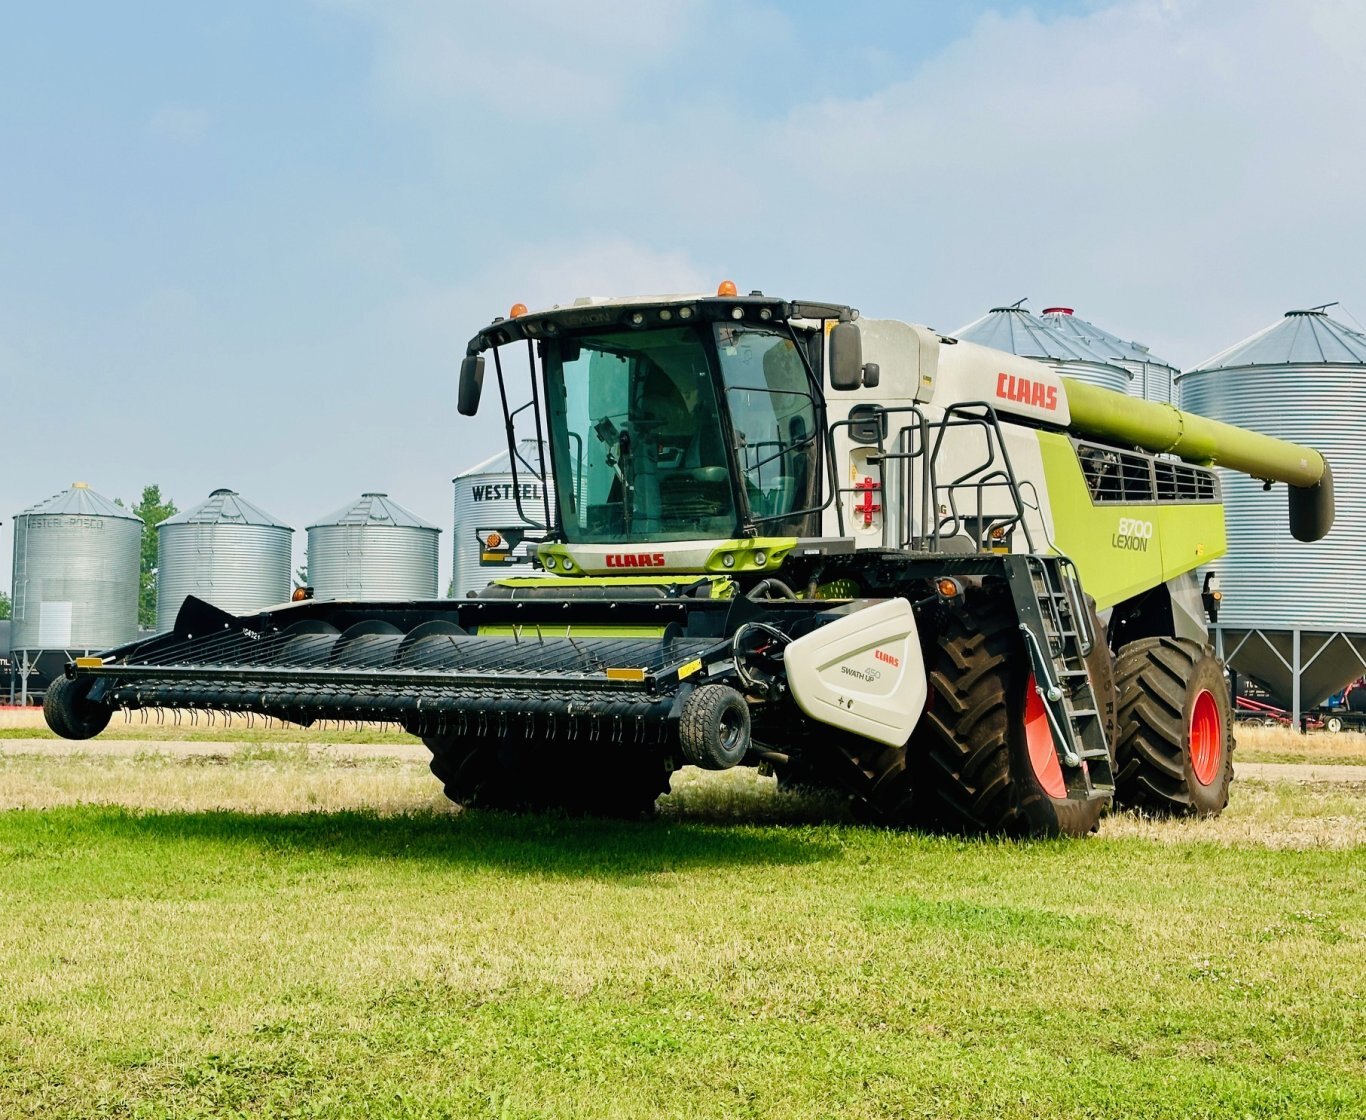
[0,711,1362,1118]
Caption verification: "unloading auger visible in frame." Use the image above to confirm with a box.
[46,285,1333,835]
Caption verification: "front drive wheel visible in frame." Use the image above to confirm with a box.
[1113,638,1233,817]
[905,589,1109,838]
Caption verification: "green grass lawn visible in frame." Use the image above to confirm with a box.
[0,752,1362,1118]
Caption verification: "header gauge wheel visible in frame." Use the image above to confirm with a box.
[44,675,112,741]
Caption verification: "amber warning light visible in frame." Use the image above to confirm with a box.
[716,279,738,297]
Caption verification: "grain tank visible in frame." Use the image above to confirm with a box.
[953,304,1134,394]
[156,489,293,631]
[1180,306,1366,716]
[451,440,553,599]
[307,493,440,601]
[10,482,140,700]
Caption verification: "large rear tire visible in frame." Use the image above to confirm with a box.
[1113,637,1233,817]
[905,588,1107,838]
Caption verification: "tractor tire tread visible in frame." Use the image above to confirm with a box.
[1113,637,1233,817]
[903,587,1106,838]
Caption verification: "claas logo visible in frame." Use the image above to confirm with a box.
[605,553,667,568]
[996,371,1058,411]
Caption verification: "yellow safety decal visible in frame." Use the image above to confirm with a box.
[605,668,647,682]
[678,658,702,680]
[74,657,103,668]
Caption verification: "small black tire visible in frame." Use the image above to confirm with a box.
[43,675,112,740]
[1113,637,1233,817]
[1325,715,1344,734]
[679,685,751,771]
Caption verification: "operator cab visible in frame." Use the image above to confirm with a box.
[462,290,851,548]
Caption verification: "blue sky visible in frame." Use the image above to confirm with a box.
[3,0,1363,593]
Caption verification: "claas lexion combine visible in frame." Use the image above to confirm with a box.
[45,284,1336,836]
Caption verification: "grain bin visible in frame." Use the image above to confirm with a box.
[953,304,1133,394]
[10,482,140,699]
[156,488,293,631]
[1179,306,1366,715]
[451,440,554,599]
[307,493,440,601]
[1038,307,1179,403]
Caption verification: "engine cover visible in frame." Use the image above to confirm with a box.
[782,598,926,747]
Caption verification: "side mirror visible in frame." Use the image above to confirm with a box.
[828,322,863,390]
[458,354,485,416]
[861,363,880,388]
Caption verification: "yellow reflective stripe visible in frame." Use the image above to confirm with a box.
[605,668,647,682]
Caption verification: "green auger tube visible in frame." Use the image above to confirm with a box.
[1061,377,1334,543]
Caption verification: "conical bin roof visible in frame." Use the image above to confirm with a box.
[308,493,438,532]
[1190,308,1366,371]
[1038,307,1175,369]
[161,488,290,530]
[18,482,140,521]
[953,306,1097,362]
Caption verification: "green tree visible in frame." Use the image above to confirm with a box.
[0,589,10,621]
[133,485,177,629]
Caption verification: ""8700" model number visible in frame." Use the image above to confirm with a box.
[1113,517,1154,551]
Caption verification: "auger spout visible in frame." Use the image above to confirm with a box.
[1061,377,1334,542]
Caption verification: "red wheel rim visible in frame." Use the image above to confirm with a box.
[1190,688,1222,786]
[1024,675,1067,799]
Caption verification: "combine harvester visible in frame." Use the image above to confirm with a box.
[45,285,1335,835]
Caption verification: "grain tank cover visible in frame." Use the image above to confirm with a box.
[953,305,1133,395]
[156,488,293,631]
[307,492,440,601]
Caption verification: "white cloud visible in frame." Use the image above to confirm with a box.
[539,1,1366,365]
[326,0,1366,366]
[146,105,210,143]
[322,0,704,119]
[386,235,712,367]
